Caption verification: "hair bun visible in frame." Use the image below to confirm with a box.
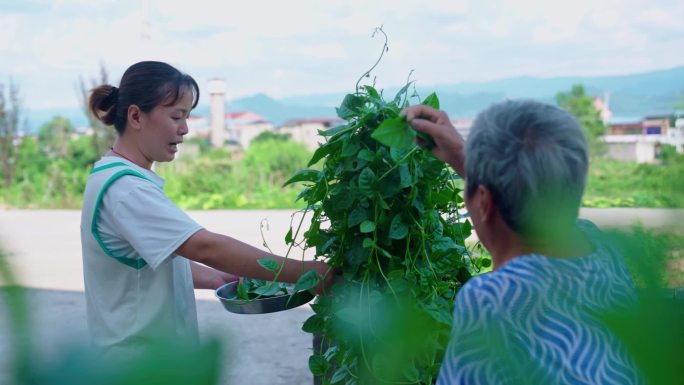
[110,86,119,100]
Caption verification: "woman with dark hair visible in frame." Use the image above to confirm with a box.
[404,100,644,384]
[81,61,332,357]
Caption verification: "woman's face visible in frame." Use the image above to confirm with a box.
[138,88,193,164]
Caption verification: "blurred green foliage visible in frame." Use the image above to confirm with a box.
[583,155,684,208]
[0,119,314,209]
[1,246,223,385]
[0,114,682,209]
[157,137,313,209]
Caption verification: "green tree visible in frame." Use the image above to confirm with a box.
[241,138,312,185]
[0,79,22,189]
[556,84,607,157]
[38,116,75,159]
[250,130,291,144]
[76,63,115,156]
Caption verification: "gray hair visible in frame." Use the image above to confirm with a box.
[465,99,588,236]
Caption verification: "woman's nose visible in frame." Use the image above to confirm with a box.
[179,120,189,135]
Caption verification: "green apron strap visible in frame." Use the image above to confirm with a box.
[90,161,129,174]
[90,165,155,270]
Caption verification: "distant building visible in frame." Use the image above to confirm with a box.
[225,111,273,149]
[593,93,612,123]
[604,114,684,163]
[277,118,345,150]
[186,111,274,149]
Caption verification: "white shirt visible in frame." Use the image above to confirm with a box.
[80,156,203,357]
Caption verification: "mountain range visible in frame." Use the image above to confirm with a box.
[23,66,684,133]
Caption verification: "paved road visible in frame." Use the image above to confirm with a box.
[0,208,682,384]
[0,209,318,385]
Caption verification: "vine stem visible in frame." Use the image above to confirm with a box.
[376,254,398,302]
[355,26,389,94]
[377,145,420,181]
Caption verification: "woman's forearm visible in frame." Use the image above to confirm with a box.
[178,229,323,284]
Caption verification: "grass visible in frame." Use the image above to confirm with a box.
[583,158,684,208]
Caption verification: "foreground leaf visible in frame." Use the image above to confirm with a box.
[294,270,321,293]
[371,117,416,149]
[257,258,279,273]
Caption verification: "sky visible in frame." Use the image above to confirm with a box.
[1,0,684,112]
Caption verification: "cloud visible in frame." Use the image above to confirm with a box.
[1,0,683,111]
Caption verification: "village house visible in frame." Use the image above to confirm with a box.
[277,118,345,150]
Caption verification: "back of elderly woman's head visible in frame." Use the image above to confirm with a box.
[465,99,588,237]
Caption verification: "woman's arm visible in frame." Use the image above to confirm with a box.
[190,261,239,290]
[176,229,333,295]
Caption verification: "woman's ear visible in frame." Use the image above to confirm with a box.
[476,185,495,223]
[127,105,142,131]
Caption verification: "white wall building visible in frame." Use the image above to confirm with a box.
[226,111,273,149]
[277,118,344,150]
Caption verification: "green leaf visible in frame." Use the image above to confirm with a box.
[308,139,342,166]
[318,236,336,254]
[362,85,381,100]
[294,187,310,202]
[257,258,279,273]
[294,270,321,293]
[347,206,368,228]
[359,220,376,233]
[330,366,348,384]
[336,307,361,324]
[399,164,412,188]
[392,82,413,103]
[336,94,365,120]
[390,146,412,162]
[362,238,375,248]
[371,117,416,149]
[308,354,329,376]
[341,141,360,157]
[422,92,440,109]
[284,227,294,245]
[323,345,339,360]
[254,282,284,296]
[302,314,325,333]
[403,365,421,383]
[387,270,404,280]
[283,169,323,187]
[236,281,249,300]
[376,194,390,210]
[358,167,377,197]
[389,215,408,239]
[319,123,350,137]
[426,308,452,325]
[357,149,375,162]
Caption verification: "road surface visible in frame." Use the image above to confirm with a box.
[0,208,682,384]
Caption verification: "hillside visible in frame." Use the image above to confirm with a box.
[23,65,684,132]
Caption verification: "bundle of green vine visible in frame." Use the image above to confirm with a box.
[283,82,481,384]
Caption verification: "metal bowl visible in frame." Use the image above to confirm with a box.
[215,281,315,314]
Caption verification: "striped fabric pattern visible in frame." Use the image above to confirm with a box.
[437,222,644,385]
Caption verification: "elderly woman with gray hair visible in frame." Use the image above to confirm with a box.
[404,100,643,385]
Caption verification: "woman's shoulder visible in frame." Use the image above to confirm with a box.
[457,262,543,305]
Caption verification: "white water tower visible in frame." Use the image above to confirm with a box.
[207,78,226,148]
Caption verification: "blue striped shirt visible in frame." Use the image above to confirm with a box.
[437,222,644,385]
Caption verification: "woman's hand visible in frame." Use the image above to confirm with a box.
[190,261,239,290]
[402,105,466,178]
[211,272,240,290]
[306,260,338,296]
